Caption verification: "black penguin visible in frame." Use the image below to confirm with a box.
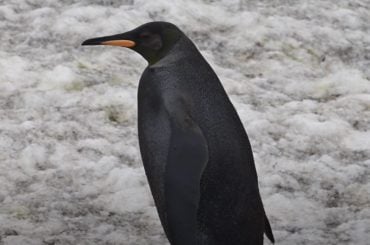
[82,22,274,245]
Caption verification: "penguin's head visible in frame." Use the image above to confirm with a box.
[82,21,183,65]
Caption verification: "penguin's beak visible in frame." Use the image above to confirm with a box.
[81,34,136,48]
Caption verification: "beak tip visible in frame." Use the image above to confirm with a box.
[81,39,96,46]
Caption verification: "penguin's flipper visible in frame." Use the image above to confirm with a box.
[163,94,208,245]
[264,214,275,243]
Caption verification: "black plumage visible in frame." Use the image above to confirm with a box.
[82,21,274,245]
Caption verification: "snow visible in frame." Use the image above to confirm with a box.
[0,0,369,244]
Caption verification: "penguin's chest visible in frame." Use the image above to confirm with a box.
[138,87,171,163]
[137,84,173,188]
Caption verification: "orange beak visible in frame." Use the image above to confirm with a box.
[101,40,136,48]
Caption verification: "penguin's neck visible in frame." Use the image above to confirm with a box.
[149,36,200,68]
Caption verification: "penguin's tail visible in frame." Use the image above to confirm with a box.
[264,214,275,243]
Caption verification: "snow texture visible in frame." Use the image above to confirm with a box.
[0,0,369,244]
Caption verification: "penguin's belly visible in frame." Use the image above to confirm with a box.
[137,101,172,232]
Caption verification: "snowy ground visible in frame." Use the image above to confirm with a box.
[0,0,369,244]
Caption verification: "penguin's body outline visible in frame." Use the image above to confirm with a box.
[82,22,274,245]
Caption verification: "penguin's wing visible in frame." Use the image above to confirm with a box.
[163,92,208,245]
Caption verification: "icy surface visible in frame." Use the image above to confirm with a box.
[0,0,369,244]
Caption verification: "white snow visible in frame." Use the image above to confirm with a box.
[0,0,369,244]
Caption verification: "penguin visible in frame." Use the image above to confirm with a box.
[82,22,274,245]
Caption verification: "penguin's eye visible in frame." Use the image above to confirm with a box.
[139,33,151,39]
